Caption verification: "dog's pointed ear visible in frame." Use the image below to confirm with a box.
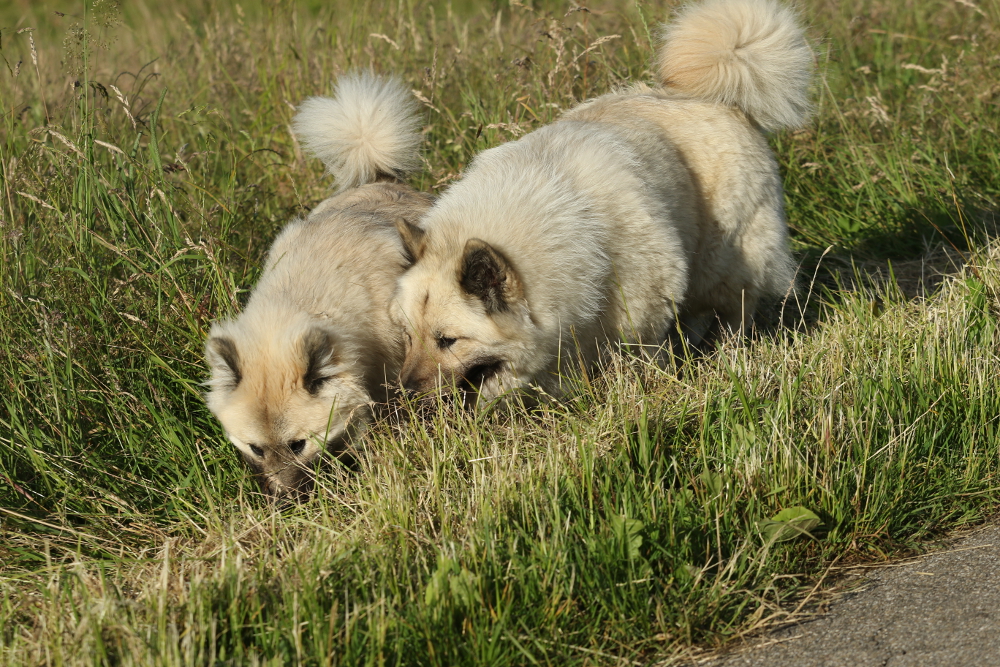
[206,336,242,389]
[395,217,427,264]
[460,239,524,314]
[301,327,341,395]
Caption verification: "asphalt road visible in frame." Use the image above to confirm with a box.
[697,523,1000,667]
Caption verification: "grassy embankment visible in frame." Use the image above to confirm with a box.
[1,0,999,663]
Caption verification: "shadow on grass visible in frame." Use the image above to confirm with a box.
[821,201,994,273]
[780,203,999,333]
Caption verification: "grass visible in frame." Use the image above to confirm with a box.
[1,0,999,664]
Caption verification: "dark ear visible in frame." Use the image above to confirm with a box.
[460,239,524,314]
[206,336,242,389]
[394,217,427,264]
[301,327,340,395]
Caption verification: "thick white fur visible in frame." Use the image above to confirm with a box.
[393,0,811,402]
[206,73,431,497]
[393,120,695,399]
[293,72,422,191]
[658,0,813,131]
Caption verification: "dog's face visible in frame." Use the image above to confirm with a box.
[204,323,370,499]
[390,219,536,403]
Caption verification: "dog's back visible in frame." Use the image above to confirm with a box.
[250,182,432,398]
[564,0,812,336]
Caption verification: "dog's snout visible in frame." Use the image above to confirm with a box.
[401,373,430,394]
[257,473,281,497]
[258,472,314,502]
[252,453,316,501]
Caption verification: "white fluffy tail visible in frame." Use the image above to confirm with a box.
[656,0,813,131]
[293,72,422,191]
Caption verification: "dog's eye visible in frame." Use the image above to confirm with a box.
[289,439,306,456]
[436,335,457,350]
[249,444,264,458]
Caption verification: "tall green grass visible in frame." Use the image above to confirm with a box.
[1,0,999,663]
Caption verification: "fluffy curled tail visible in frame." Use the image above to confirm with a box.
[656,0,813,131]
[292,72,422,191]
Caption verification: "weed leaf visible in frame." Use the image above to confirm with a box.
[759,507,822,544]
[424,556,480,617]
[611,514,644,560]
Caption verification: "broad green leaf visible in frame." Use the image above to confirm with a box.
[424,556,480,614]
[701,470,726,497]
[759,507,822,543]
[611,514,644,560]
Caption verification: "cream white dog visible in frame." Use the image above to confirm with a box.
[392,0,811,403]
[205,73,432,498]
